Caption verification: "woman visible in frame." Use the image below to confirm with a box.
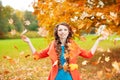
[21,22,106,80]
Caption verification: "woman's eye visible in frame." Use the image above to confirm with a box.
[64,29,68,31]
[58,29,62,31]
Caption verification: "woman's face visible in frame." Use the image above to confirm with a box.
[57,25,69,39]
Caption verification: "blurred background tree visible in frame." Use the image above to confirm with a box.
[0,1,38,38]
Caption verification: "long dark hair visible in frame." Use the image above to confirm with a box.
[54,22,73,71]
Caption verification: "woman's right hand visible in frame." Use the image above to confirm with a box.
[21,35,31,43]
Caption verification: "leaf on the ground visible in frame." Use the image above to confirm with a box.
[112,61,120,73]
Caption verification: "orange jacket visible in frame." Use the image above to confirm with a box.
[33,40,93,80]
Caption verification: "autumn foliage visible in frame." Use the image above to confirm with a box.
[33,0,120,38]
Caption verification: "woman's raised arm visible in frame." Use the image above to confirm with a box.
[21,35,36,54]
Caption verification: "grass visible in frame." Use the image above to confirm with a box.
[0,38,48,58]
[0,35,120,80]
[0,34,119,58]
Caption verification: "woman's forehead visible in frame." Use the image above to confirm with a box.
[58,25,68,29]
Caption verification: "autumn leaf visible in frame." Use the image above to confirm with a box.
[24,20,31,25]
[105,56,110,62]
[3,56,12,60]
[8,18,13,24]
[32,0,120,38]
[8,59,16,64]
[3,70,10,75]
[104,67,111,72]
[69,64,78,71]
[25,54,30,58]
[107,48,111,53]
[105,73,112,79]
[14,45,18,50]
[82,60,88,66]
[97,70,103,78]
[37,27,48,37]
[64,53,69,59]
[112,61,120,73]
[21,29,28,35]
[80,36,86,41]
[10,29,16,35]
[63,62,69,71]
[92,57,102,65]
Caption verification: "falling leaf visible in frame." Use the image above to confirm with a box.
[92,57,102,65]
[10,29,16,35]
[8,59,16,64]
[97,57,102,64]
[3,56,12,60]
[80,36,86,41]
[25,54,30,58]
[14,45,18,50]
[8,18,13,24]
[37,27,48,37]
[63,63,69,71]
[82,60,88,66]
[24,20,31,25]
[69,64,78,71]
[105,56,110,62]
[64,53,69,59]
[21,29,28,35]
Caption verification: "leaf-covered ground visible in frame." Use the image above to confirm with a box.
[0,47,120,80]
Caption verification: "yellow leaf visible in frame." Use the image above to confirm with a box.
[112,61,120,73]
[69,64,78,71]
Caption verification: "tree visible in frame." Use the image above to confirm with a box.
[33,0,120,38]
[24,11,38,31]
[0,1,14,38]
[12,13,24,32]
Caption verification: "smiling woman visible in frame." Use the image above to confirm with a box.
[1,0,34,11]
[21,22,107,80]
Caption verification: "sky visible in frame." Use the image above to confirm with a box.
[1,0,35,11]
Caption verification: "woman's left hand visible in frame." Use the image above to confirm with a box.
[97,30,109,41]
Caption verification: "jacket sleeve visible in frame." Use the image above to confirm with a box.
[33,44,50,60]
[79,48,93,58]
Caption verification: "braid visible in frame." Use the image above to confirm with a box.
[55,39,62,69]
[55,38,71,71]
[64,39,71,71]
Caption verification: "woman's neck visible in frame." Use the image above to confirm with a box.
[60,38,66,46]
